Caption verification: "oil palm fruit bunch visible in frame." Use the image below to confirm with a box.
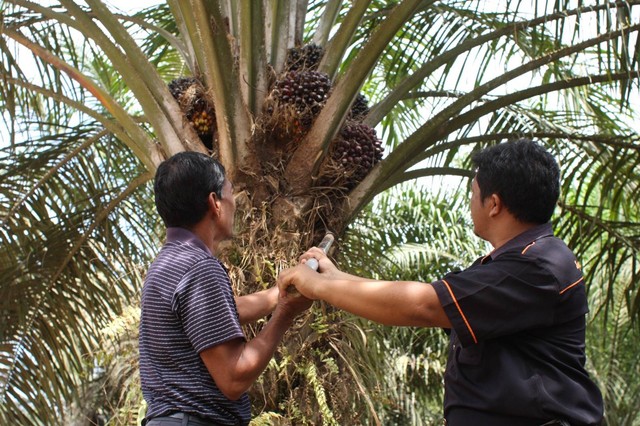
[266,71,331,143]
[168,77,216,150]
[274,71,331,117]
[285,43,324,71]
[331,121,384,189]
[349,93,370,121]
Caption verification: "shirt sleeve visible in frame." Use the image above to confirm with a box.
[173,257,245,353]
[432,251,578,347]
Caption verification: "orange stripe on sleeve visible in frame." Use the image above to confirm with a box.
[560,277,584,294]
[521,241,536,254]
[442,279,478,344]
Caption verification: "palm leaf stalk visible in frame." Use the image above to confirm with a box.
[1,1,639,424]
[2,27,158,168]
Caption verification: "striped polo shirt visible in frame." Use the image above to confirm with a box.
[139,227,250,425]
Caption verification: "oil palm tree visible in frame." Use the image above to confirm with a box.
[1,0,639,424]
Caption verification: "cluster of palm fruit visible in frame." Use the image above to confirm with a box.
[165,44,380,183]
[349,93,370,120]
[262,42,383,189]
[267,43,330,134]
[285,43,324,71]
[330,121,383,189]
[265,70,332,142]
[168,77,216,150]
[274,71,331,124]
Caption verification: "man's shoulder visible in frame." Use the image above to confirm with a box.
[146,242,216,285]
[520,235,576,261]
[496,230,571,257]
[511,235,583,291]
[158,240,212,264]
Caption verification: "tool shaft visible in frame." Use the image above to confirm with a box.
[306,233,334,271]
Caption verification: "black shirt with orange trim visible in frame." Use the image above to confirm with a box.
[432,223,603,425]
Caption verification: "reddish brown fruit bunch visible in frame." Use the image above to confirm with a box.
[285,43,324,71]
[272,71,331,129]
[349,93,370,121]
[331,121,384,189]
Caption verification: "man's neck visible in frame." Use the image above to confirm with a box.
[187,221,219,254]
[489,219,537,250]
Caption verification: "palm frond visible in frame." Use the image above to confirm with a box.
[0,125,158,424]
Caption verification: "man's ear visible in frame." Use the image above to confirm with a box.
[208,192,221,217]
[489,193,502,217]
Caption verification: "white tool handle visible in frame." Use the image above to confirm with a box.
[287,233,335,295]
[306,233,334,271]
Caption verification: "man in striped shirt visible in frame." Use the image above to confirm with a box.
[279,140,603,425]
[140,152,312,426]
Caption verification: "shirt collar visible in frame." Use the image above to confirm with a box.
[166,227,212,256]
[485,222,553,261]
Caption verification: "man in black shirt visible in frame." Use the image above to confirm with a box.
[278,139,604,425]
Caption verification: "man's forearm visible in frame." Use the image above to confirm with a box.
[226,308,295,398]
[200,300,309,401]
[315,278,450,328]
[235,287,278,325]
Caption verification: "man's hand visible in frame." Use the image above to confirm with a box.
[277,284,313,318]
[298,247,339,278]
[278,246,345,298]
[277,263,321,299]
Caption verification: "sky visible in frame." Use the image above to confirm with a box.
[103,0,161,13]
[33,0,162,11]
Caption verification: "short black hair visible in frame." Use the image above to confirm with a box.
[154,152,226,228]
[471,139,560,224]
